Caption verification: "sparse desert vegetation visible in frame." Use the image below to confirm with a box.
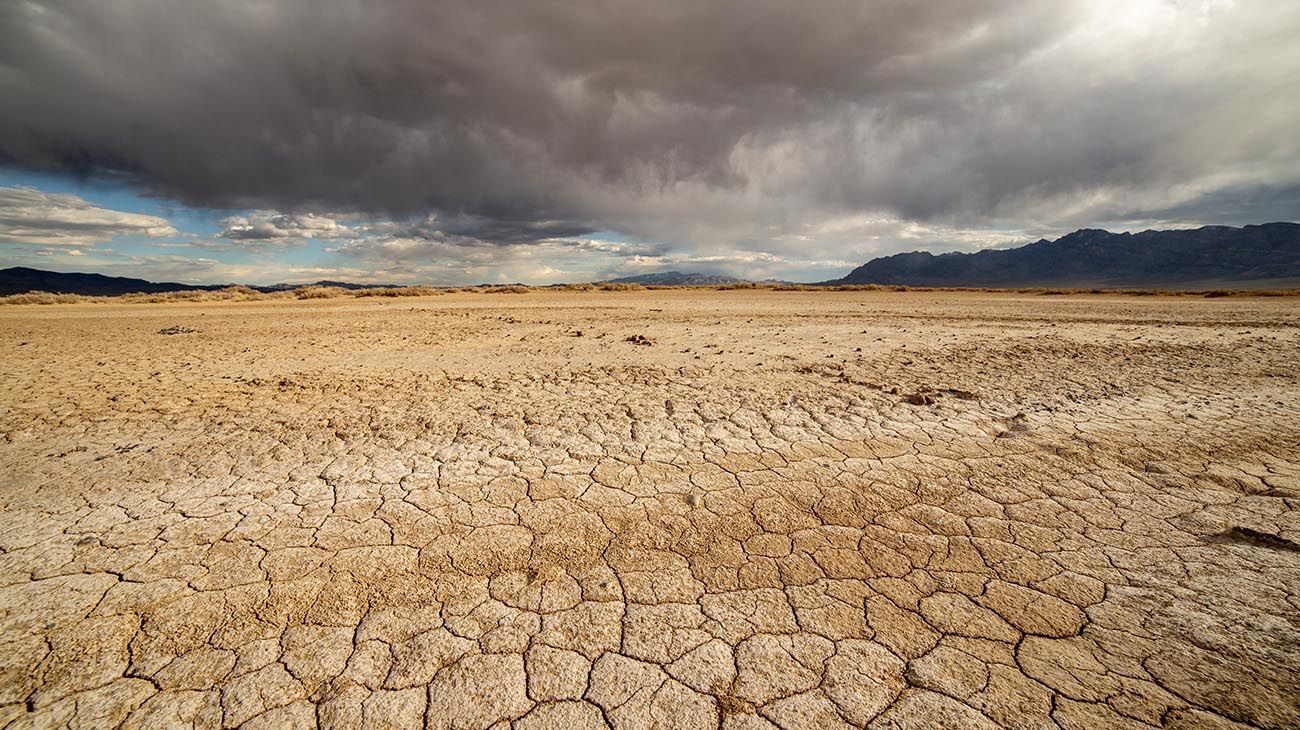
[6,283,1300,306]
[0,291,86,305]
[1,289,1297,728]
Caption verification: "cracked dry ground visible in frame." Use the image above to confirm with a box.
[1,291,1298,730]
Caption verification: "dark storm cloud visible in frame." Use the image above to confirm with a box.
[0,1,1063,210]
[376,214,600,246]
[1,0,1298,261]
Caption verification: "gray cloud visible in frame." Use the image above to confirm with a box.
[218,212,351,242]
[2,0,1297,272]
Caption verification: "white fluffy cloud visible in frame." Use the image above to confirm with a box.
[0,186,177,246]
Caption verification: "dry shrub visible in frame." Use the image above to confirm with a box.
[826,284,891,291]
[218,285,273,301]
[0,291,87,305]
[120,290,211,303]
[598,282,646,291]
[293,285,350,299]
[353,286,443,297]
[482,285,533,294]
[117,287,288,303]
[563,283,596,291]
[723,282,786,290]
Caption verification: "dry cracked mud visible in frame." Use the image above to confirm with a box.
[1,290,1298,729]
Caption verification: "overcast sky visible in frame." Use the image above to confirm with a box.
[2,0,1298,285]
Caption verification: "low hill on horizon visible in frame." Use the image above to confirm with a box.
[602,271,746,286]
[0,267,227,297]
[832,223,1300,288]
[0,267,398,297]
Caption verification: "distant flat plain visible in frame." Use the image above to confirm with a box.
[1,290,1297,728]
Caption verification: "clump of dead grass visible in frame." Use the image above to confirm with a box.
[218,286,280,301]
[0,291,88,305]
[597,282,646,291]
[119,287,296,303]
[823,284,896,291]
[353,286,443,297]
[482,285,533,294]
[120,290,212,303]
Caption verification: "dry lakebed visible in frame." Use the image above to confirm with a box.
[0,289,1297,729]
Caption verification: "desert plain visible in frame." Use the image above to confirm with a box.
[0,289,1297,729]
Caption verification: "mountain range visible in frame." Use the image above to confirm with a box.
[4,223,1298,295]
[832,222,1300,288]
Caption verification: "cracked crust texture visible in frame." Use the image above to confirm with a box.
[0,289,1297,729]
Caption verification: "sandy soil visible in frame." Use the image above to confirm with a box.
[1,290,1298,729]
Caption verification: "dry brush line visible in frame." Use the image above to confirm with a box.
[351,286,445,297]
[0,286,294,305]
[5,282,1300,305]
[0,291,86,304]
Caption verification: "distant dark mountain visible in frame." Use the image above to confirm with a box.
[257,280,395,291]
[0,266,226,296]
[0,267,400,296]
[604,271,745,286]
[832,223,1300,288]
